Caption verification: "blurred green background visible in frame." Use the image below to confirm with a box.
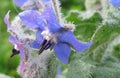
[0,0,85,77]
[2,0,120,78]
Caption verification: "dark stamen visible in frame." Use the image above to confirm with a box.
[38,39,47,55]
[38,39,53,55]
[10,48,20,57]
[38,46,45,55]
[41,39,47,46]
[45,43,52,50]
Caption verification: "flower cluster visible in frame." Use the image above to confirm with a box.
[4,11,26,73]
[5,0,92,65]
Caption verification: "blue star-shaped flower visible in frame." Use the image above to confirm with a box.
[19,4,93,64]
[109,0,120,7]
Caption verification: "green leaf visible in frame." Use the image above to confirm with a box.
[90,26,120,63]
[66,55,93,78]
[65,2,120,78]
[91,63,120,78]
[66,11,102,41]
[103,6,120,26]
[47,54,59,78]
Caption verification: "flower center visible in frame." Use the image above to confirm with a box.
[41,29,57,43]
[39,29,57,54]
[38,39,54,54]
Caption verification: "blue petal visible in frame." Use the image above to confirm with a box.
[36,31,43,42]
[30,40,41,49]
[54,43,71,64]
[41,4,62,33]
[109,0,120,7]
[30,31,44,49]
[58,30,93,52]
[13,0,28,7]
[19,10,45,30]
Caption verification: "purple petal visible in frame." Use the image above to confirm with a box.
[4,11,14,30]
[20,61,25,73]
[13,0,28,7]
[58,30,93,52]
[30,31,44,49]
[9,36,19,44]
[41,4,62,33]
[19,49,25,73]
[20,49,25,60]
[109,0,120,7]
[54,43,71,64]
[9,36,25,72]
[19,10,45,30]
[9,36,23,50]
[4,11,10,27]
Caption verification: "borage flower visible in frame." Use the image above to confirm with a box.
[8,36,26,73]
[19,4,92,64]
[4,12,26,73]
[109,0,120,7]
